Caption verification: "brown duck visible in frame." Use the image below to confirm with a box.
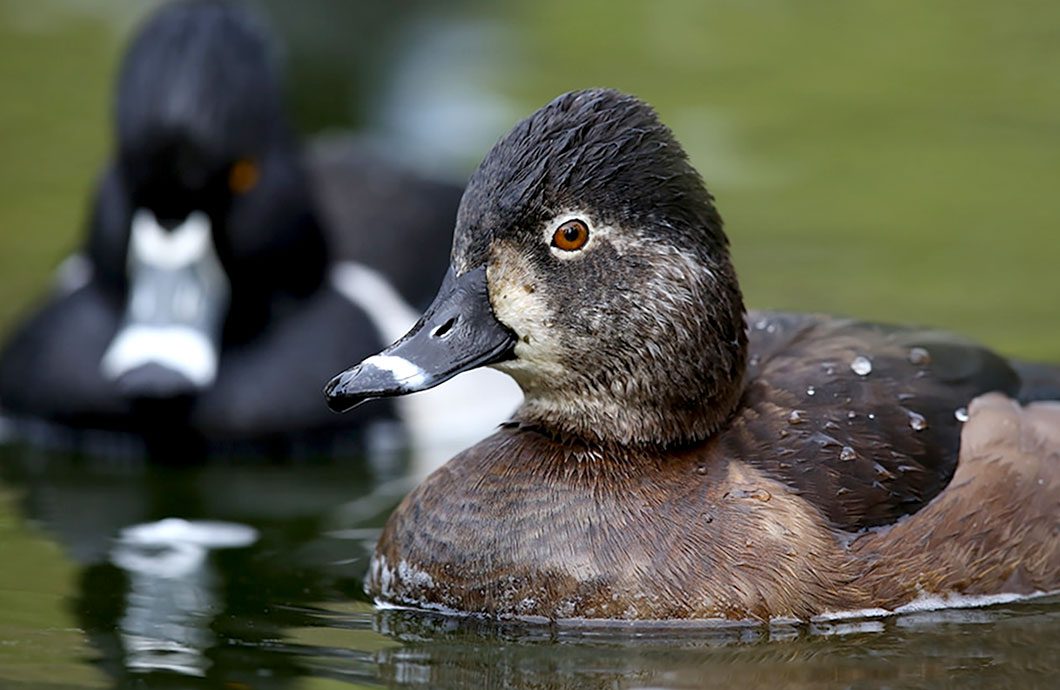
[324,89,1060,621]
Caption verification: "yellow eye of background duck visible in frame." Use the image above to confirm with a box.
[228,159,260,195]
[552,219,590,251]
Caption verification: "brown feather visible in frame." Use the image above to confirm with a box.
[368,392,1059,620]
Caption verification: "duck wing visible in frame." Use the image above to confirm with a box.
[726,311,1022,531]
[854,393,1060,604]
[304,135,461,312]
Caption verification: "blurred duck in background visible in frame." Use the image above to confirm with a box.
[0,0,521,461]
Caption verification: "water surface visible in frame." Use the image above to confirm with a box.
[1,445,1058,689]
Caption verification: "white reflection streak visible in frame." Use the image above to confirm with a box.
[111,518,258,677]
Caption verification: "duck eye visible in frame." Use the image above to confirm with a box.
[551,219,590,252]
[228,159,260,195]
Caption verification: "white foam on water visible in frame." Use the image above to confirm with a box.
[812,589,1054,623]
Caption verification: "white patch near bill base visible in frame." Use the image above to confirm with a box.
[363,354,427,388]
[101,324,219,386]
[130,209,213,270]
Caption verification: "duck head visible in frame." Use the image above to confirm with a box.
[96,1,326,400]
[326,89,747,446]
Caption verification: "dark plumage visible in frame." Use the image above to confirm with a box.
[0,1,459,456]
[325,88,1060,620]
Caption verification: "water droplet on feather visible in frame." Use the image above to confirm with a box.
[851,356,873,376]
[908,347,931,366]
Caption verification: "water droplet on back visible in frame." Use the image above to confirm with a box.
[908,411,928,431]
[955,407,969,422]
[908,347,932,366]
[751,488,772,502]
[839,446,857,461]
[851,356,873,376]
[806,385,816,396]
[788,410,806,425]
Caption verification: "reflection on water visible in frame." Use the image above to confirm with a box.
[0,443,398,688]
[1,442,1058,689]
[113,519,259,676]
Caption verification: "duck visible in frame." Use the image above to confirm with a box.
[0,0,521,458]
[323,88,1060,621]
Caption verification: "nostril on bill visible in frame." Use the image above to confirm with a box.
[431,316,458,339]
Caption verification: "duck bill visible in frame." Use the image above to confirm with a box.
[324,266,516,413]
[101,209,230,398]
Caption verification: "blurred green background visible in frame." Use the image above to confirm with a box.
[1,0,1057,358]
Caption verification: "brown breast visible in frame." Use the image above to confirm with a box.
[368,426,868,620]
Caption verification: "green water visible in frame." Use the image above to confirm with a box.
[0,1,1058,688]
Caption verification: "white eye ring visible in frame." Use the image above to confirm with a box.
[544,212,601,260]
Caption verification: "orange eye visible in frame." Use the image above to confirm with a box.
[551,219,590,252]
[228,159,260,195]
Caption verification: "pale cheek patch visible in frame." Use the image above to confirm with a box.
[486,243,568,384]
[362,354,427,388]
[488,248,551,345]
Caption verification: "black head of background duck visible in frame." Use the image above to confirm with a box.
[94,0,327,399]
